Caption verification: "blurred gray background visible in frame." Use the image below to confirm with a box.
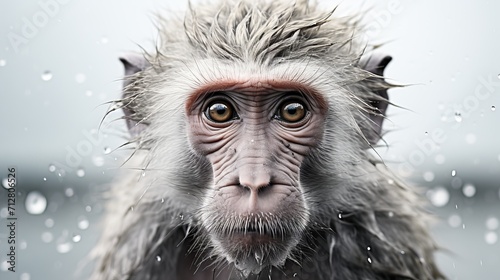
[0,0,499,279]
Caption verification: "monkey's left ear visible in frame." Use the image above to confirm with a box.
[119,53,150,137]
[359,54,392,145]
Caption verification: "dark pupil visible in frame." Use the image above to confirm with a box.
[214,104,227,115]
[286,104,299,115]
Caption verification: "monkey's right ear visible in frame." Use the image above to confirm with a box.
[119,53,150,137]
[359,54,392,145]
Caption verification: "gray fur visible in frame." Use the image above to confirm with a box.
[91,0,444,279]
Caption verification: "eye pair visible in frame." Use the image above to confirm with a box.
[205,99,307,123]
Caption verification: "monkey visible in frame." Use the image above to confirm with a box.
[90,0,445,279]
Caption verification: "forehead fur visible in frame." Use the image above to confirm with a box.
[155,0,363,66]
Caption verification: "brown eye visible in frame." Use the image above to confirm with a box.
[205,101,235,122]
[279,101,306,123]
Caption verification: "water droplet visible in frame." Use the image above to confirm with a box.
[423,171,435,182]
[448,214,462,228]
[486,217,499,230]
[2,177,13,189]
[338,213,343,219]
[367,257,372,264]
[485,232,498,244]
[387,179,394,185]
[293,273,298,277]
[20,272,30,280]
[85,205,92,212]
[179,214,184,220]
[25,191,47,215]
[48,164,56,172]
[75,73,86,83]
[0,59,6,66]
[43,177,47,181]
[424,131,428,136]
[498,74,500,79]
[426,186,450,207]
[462,224,466,229]
[462,183,476,197]
[57,242,73,253]
[465,133,476,144]
[387,211,394,218]
[161,198,165,203]
[41,71,53,81]
[156,255,162,262]
[76,168,85,177]
[41,232,53,243]
[367,246,371,251]
[451,170,456,177]
[454,112,462,123]
[45,218,54,228]
[78,216,89,230]
[92,155,104,167]
[72,234,81,243]
[400,250,405,255]
[104,147,111,154]
[85,90,93,97]
[64,188,74,197]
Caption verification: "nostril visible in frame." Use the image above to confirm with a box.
[238,167,272,194]
[257,183,271,194]
[240,184,251,192]
[239,182,272,194]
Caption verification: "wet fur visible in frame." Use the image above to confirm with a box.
[91,0,444,279]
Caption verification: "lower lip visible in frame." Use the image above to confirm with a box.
[225,232,276,245]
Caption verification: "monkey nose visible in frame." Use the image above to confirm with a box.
[227,164,291,214]
[238,166,272,196]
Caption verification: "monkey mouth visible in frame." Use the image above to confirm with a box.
[215,226,284,249]
[216,216,292,242]
[225,226,281,246]
[233,222,273,236]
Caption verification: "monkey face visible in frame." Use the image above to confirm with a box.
[185,80,327,275]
